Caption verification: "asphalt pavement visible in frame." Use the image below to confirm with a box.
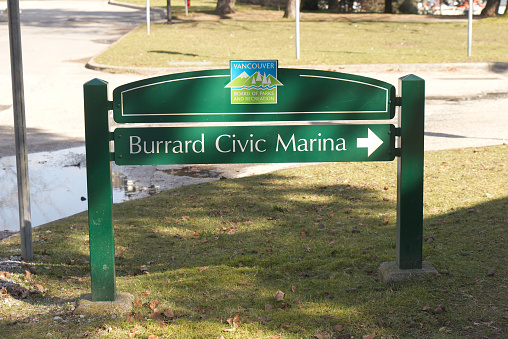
[0,0,507,231]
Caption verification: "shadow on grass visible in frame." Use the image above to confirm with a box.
[1,154,507,337]
[149,50,200,57]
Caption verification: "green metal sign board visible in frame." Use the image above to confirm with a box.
[84,64,425,302]
[114,124,395,165]
[112,65,395,123]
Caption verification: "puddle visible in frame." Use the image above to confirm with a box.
[161,166,222,179]
[0,147,222,232]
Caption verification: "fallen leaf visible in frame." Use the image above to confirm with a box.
[274,290,285,301]
[125,316,135,323]
[148,311,162,320]
[333,324,344,331]
[194,306,205,313]
[278,302,291,310]
[265,304,273,310]
[199,266,208,272]
[363,333,376,339]
[149,299,159,310]
[238,281,249,286]
[280,321,290,328]
[163,309,175,318]
[233,314,241,327]
[33,283,44,292]
[23,270,31,281]
[291,285,297,293]
[313,334,324,339]
[127,332,136,338]
[159,322,166,328]
[134,298,143,308]
[147,335,159,339]
[140,291,151,296]
[433,306,443,314]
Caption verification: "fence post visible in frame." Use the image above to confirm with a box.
[396,75,425,269]
[84,79,116,301]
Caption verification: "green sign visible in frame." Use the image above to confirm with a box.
[84,66,425,302]
[112,68,395,123]
[114,125,395,165]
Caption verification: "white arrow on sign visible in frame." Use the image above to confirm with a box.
[357,128,383,157]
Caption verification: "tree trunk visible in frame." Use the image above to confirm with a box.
[301,0,319,11]
[166,0,172,24]
[328,0,339,11]
[385,0,393,13]
[480,0,500,16]
[284,0,296,18]
[215,0,236,15]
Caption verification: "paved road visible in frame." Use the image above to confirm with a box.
[0,0,152,157]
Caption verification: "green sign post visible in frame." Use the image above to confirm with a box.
[84,63,424,302]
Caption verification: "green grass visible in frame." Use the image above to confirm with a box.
[93,0,508,68]
[0,145,507,338]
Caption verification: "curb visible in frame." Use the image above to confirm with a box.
[86,57,508,77]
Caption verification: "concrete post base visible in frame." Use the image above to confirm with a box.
[378,261,438,284]
[74,292,134,316]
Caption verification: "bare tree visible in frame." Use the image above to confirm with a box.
[216,0,236,15]
[284,0,296,18]
[480,0,501,16]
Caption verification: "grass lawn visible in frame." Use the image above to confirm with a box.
[92,0,508,68]
[0,145,506,338]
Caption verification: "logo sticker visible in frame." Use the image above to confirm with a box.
[225,60,283,104]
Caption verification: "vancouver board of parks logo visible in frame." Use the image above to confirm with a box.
[225,60,283,104]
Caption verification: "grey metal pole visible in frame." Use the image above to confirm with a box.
[467,0,473,56]
[295,0,300,59]
[7,0,33,261]
[146,0,150,35]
